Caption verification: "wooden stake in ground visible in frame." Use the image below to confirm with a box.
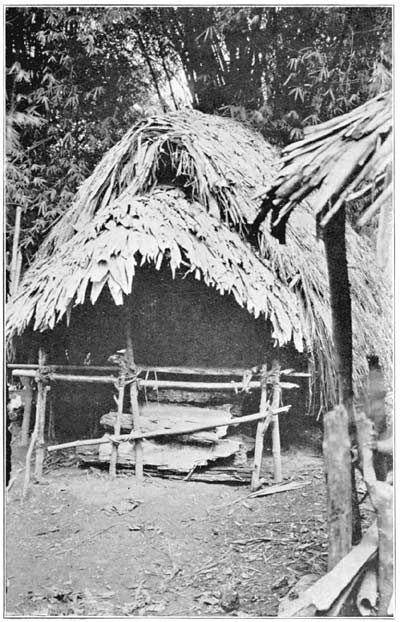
[323,405,352,570]
[34,348,49,481]
[271,361,283,483]
[20,376,33,447]
[125,297,143,483]
[109,372,126,478]
[251,364,270,492]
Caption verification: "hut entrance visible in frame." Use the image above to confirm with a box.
[10,266,305,492]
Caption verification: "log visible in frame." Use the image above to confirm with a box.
[47,408,291,452]
[323,406,352,570]
[34,348,48,481]
[278,523,378,617]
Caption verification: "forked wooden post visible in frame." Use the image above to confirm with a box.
[109,372,125,478]
[323,405,352,570]
[34,348,49,481]
[251,364,269,491]
[125,297,143,483]
[271,362,283,483]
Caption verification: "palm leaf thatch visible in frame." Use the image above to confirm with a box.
[260,91,392,269]
[6,110,391,405]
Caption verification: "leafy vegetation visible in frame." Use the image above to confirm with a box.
[6,7,391,275]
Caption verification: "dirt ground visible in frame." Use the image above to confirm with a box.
[5,443,332,618]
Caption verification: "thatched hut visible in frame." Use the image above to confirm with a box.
[6,110,391,436]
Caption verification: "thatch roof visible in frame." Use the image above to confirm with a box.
[258,91,392,260]
[6,110,391,402]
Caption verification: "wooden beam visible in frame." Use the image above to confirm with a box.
[8,362,306,379]
[11,369,297,391]
[47,407,291,452]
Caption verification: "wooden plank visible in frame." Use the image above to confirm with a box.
[323,406,352,570]
[278,523,378,617]
[47,407,291,452]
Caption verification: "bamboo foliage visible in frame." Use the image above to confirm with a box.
[6,109,391,405]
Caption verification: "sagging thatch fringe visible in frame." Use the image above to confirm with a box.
[6,110,392,407]
[259,91,392,250]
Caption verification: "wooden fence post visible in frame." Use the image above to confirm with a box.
[34,348,49,481]
[251,364,269,491]
[271,362,283,483]
[20,376,33,447]
[109,372,125,478]
[125,298,143,483]
[323,405,352,570]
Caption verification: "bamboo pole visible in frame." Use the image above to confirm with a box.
[9,204,22,297]
[109,374,125,478]
[11,369,297,391]
[47,408,291,452]
[271,363,283,483]
[34,348,48,481]
[125,297,143,483]
[19,376,33,447]
[251,365,271,492]
[8,362,307,379]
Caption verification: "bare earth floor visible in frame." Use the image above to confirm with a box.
[6,451,328,617]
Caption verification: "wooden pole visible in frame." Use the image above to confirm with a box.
[8,362,305,379]
[11,369,298,391]
[251,364,270,492]
[9,204,22,297]
[323,405,352,570]
[125,296,143,483]
[47,408,291,452]
[19,376,33,447]
[109,374,125,478]
[34,348,48,481]
[271,362,283,484]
